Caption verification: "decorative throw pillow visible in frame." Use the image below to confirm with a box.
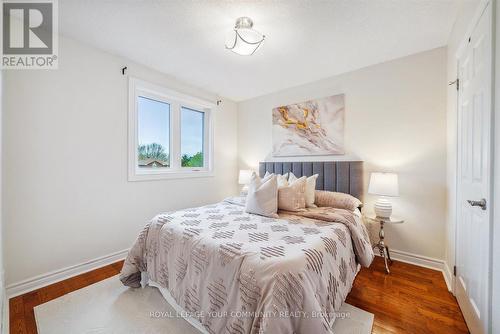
[314,190,362,211]
[289,172,319,208]
[278,176,307,211]
[245,173,279,218]
[264,171,289,188]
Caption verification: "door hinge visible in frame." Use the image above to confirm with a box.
[448,78,459,91]
[453,265,457,276]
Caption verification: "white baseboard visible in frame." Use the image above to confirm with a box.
[1,269,7,334]
[2,294,7,334]
[6,249,129,298]
[6,247,453,300]
[375,248,453,292]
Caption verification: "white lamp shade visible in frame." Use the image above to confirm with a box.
[225,29,265,56]
[368,172,399,197]
[238,170,253,185]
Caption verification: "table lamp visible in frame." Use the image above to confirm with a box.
[238,170,253,194]
[368,172,399,218]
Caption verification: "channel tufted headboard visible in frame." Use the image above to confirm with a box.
[259,161,364,202]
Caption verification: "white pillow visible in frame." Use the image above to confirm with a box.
[245,173,279,218]
[264,171,289,188]
[278,176,307,211]
[289,172,319,208]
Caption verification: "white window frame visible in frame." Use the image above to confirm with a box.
[128,77,214,181]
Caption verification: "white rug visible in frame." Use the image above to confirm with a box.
[35,276,373,334]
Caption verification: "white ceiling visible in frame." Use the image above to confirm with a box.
[59,1,459,101]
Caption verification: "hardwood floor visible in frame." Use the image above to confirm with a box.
[9,260,125,334]
[9,257,469,334]
[346,257,469,333]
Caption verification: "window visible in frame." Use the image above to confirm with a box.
[137,97,170,169]
[129,78,213,181]
[181,107,205,168]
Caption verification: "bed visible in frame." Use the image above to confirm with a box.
[120,161,373,334]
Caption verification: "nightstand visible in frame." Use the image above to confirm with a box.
[365,214,404,274]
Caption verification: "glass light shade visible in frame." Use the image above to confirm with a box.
[225,28,265,56]
[238,170,253,185]
[368,172,399,197]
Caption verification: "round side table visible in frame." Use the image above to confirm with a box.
[365,214,404,274]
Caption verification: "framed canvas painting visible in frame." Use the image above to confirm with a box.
[272,94,345,156]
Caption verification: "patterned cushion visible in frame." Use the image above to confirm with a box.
[278,176,307,211]
[289,172,319,208]
[314,190,362,211]
[245,173,279,218]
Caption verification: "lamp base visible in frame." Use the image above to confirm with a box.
[374,198,392,218]
[240,185,249,196]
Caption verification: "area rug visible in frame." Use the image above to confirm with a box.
[34,275,374,334]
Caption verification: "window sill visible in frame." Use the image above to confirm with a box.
[128,170,214,182]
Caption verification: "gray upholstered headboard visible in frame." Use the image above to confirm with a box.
[259,161,364,202]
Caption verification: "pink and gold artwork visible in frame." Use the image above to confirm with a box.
[272,94,345,156]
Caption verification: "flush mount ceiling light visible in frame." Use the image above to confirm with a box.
[225,17,265,56]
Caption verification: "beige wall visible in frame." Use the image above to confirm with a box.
[238,47,447,260]
[2,37,239,286]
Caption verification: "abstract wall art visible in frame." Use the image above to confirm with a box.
[272,94,345,156]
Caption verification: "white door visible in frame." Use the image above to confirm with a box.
[456,3,492,334]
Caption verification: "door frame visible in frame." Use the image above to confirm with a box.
[492,0,500,332]
[453,1,493,333]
